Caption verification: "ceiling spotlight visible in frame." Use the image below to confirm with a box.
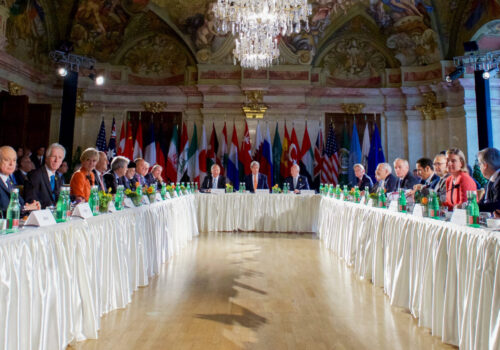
[482,67,498,80]
[445,66,464,83]
[95,75,105,86]
[57,67,68,77]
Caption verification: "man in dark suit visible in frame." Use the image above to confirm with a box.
[24,143,65,209]
[93,151,109,192]
[200,164,226,192]
[371,163,398,193]
[122,161,136,191]
[104,156,129,194]
[353,163,373,192]
[244,161,269,193]
[30,146,45,169]
[134,158,149,187]
[478,147,500,213]
[413,157,440,196]
[145,165,164,188]
[0,146,40,213]
[13,155,34,187]
[394,158,419,190]
[284,164,309,193]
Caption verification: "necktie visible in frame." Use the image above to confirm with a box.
[50,175,56,200]
[6,178,13,192]
[254,176,258,191]
[10,175,16,185]
[485,181,492,202]
[100,174,104,190]
[293,177,298,189]
[213,177,217,189]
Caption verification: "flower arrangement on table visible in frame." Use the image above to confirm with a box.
[98,189,113,213]
[225,183,233,193]
[146,185,156,203]
[166,184,175,197]
[272,184,282,193]
[368,193,378,205]
[420,196,429,216]
[180,184,187,195]
[124,188,142,206]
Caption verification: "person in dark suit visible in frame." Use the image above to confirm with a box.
[394,158,419,190]
[134,158,150,187]
[122,161,136,191]
[104,156,129,194]
[244,161,269,193]
[200,164,226,192]
[145,165,164,188]
[93,151,109,192]
[24,143,65,209]
[0,146,40,214]
[477,147,500,213]
[13,155,34,187]
[284,164,309,193]
[30,146,45,169]
[371,163,398,193]
[353,163,373,192]
[412,157,440,196]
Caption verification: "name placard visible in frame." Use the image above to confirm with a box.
[155,193,162,202]
[124,198,134,208]
[367,199,374,207]
[299,190,316,195]
[388,200,398,212]
[413,204,423,217]
[108,205,117,213]
[255,189,269,194]
[451,209,467,226]
[25,209,57,227]
[141,195,150,205]
[72,203,93,219]
[211,189,225,194]
[360,197,366,205]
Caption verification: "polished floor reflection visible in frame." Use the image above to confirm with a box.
[69,232,455,350]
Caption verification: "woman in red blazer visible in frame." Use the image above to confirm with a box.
[443,148,477,210]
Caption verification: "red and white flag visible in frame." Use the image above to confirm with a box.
[123,121,134,161]
[133,122,143,160]
[239,121,252,175]
[166,125,179,183]
[118,120,126,156]
[289,126,300,166]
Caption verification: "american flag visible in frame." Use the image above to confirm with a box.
[314,125,324,182]
[107,118,117,159]
[96,119,107,152]
[323,123,340,185]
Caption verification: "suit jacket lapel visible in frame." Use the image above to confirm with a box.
[0,179,10,196]
[41,168,53,197]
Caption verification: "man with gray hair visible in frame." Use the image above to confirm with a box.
[394,158,419,190]
[353,163,373,191]
[477,147,500,213]
[370,162,399,193]
[104,156,129,194]
[24,143,65,209]
[284,163,310,193]
[200,164,226,192]
[244,161,269,193]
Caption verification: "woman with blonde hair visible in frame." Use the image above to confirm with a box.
[70,148,99,202]
[443,147,477,210]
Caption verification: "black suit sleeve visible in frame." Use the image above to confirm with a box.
[219,177,227,188]
[103,173,117,194]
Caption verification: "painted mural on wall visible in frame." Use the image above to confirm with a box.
[464,0,500,31]
[122,34,188,76]
[472,19,500,50]
[369,0,440,66]
[322,37,387,87]
[5,0,49,65]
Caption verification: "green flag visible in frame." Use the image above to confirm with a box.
[187,124,199,182]
[272,122,282,186]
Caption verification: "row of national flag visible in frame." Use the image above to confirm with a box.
[95,118,386,189]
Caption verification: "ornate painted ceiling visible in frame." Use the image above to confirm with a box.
[4,0,500,87]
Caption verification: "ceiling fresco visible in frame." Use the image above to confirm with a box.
[3,0,500,84]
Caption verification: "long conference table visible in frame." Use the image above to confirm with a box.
[0,193,498,350]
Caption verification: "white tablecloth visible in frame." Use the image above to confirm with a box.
[0,195,198,350]
[196,193,321,233]
[317,197,500,350]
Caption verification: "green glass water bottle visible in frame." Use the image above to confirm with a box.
[398,189,407,213]
[55,191,66,222]
[6,188,20,233]
[467,192,480,227]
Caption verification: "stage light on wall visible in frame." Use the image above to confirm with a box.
[482,66,498,80]
[57,67,68,77]
[445,66,464,83]
[95,75,105,86]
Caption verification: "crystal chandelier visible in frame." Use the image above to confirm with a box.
[213,0,312,69]
[233,31,280,70]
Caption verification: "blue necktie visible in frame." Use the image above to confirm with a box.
[50,175,56,200]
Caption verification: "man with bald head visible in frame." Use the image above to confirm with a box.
[284,164,310,193]
[0,146,40,214]
[370,162,399,193]
[134,158,150,186]
[393,158,419,190]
